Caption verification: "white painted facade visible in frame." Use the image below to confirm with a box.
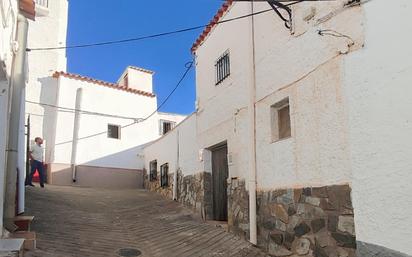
[144,114,201,179]
[25,0,68,142]
[144,0,412,255]
[0,0,19,231]
[48,68,186,187]
[344,0,412,254]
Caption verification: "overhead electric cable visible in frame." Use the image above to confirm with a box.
[27,1,302,52]
[26,100,144,121]
[54,61,194,146]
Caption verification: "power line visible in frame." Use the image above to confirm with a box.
[26,2,302,52]
[54,61,194,146]
[26,100,144,121]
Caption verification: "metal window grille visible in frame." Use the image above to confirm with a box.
[160,164,169,188]
[107,124,120,139]
[162,122,172,135]
[149,160,157,181]
[35,0,48,8]
[215,51,230,85]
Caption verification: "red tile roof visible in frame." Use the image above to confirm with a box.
[191,0,234,53]
[52,71,156,98]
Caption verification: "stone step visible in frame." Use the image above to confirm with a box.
[10,231,36,251]
[0,239,24,257]
[12,216,34,232]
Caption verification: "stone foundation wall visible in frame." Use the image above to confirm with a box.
[144,170,213,219]
[177,171,213,219]
[144,170,174,199]
[228,181,356,257]
[228,178,250,239]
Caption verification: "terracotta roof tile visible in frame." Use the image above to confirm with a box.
[52,71,156,98]
[191,0,234,53]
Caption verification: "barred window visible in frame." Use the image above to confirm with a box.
[215,51,230,85]
[160,163,169,188]
[107,124,120,139]
[149,160,157,181]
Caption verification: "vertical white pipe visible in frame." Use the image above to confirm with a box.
[173,130,179,201]
[71,88,82,183]
[17,89,25,214]
[248,1,258,245]
[5,14,29,220]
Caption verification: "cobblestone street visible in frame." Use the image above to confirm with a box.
[24,185,267,257]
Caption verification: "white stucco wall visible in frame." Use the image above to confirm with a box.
[344,0,412,254]
[26,0,68,142]
[0,0,18,229]
[51,75,186,171]
[52,76,159,170]
[144,114,202,177]
[194,1,363,190]
[121,67,154,93]
[195,3,254,182]
[252,1,363,190]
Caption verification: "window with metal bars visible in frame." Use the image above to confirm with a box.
[149,160,157,181]
[215,51,230,85]
[160,163,169,188]
[107,124,120,139]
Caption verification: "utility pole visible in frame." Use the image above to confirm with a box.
[4,14,29,219]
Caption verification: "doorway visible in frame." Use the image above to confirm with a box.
[211,144,229,221]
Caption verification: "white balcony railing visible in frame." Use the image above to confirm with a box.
[35,0,48,8]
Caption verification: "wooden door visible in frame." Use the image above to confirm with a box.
[212,145,229,221]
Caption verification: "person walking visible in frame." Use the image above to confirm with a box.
[27,137,45,188]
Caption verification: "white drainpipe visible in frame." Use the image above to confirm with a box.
[248,1,258,245]
[4,14,29,220]
[71,88,82,183]
[173,130,180,201]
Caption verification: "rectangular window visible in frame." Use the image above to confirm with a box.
[160,120,176,135]
[149,160,157,181]
[160,163,169,188]
[271,98,291,142]
[215,51,230,85]
[107,124,121,139]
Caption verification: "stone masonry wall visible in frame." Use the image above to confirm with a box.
[144,170,213,220]
[177,171,213,220]
[228,180,356,257]
[144,169,174,199]
[228,178,250,240]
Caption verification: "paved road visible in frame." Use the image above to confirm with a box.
[25,185,267,257]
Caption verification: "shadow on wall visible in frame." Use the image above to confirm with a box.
[48,145,148,189]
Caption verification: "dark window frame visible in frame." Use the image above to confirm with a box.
[271,98,292,142]
[215,50,230,85]
[107,124,121,139]
[160,163,169,188]
[149,160,157,181]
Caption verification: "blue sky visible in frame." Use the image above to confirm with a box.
[67,0,223,115]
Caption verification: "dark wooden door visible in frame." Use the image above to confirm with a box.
[212,145,229,221]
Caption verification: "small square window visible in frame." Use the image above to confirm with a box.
[159,120,176,135]
[215,51,230,85]
[160,163,169,188]
[107,124,120,139]
[271,98,291,142]
[149,160,157,181]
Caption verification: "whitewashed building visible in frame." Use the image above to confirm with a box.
[47,67,186,188]
[25,0,69,140]
[144,0,412,256]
